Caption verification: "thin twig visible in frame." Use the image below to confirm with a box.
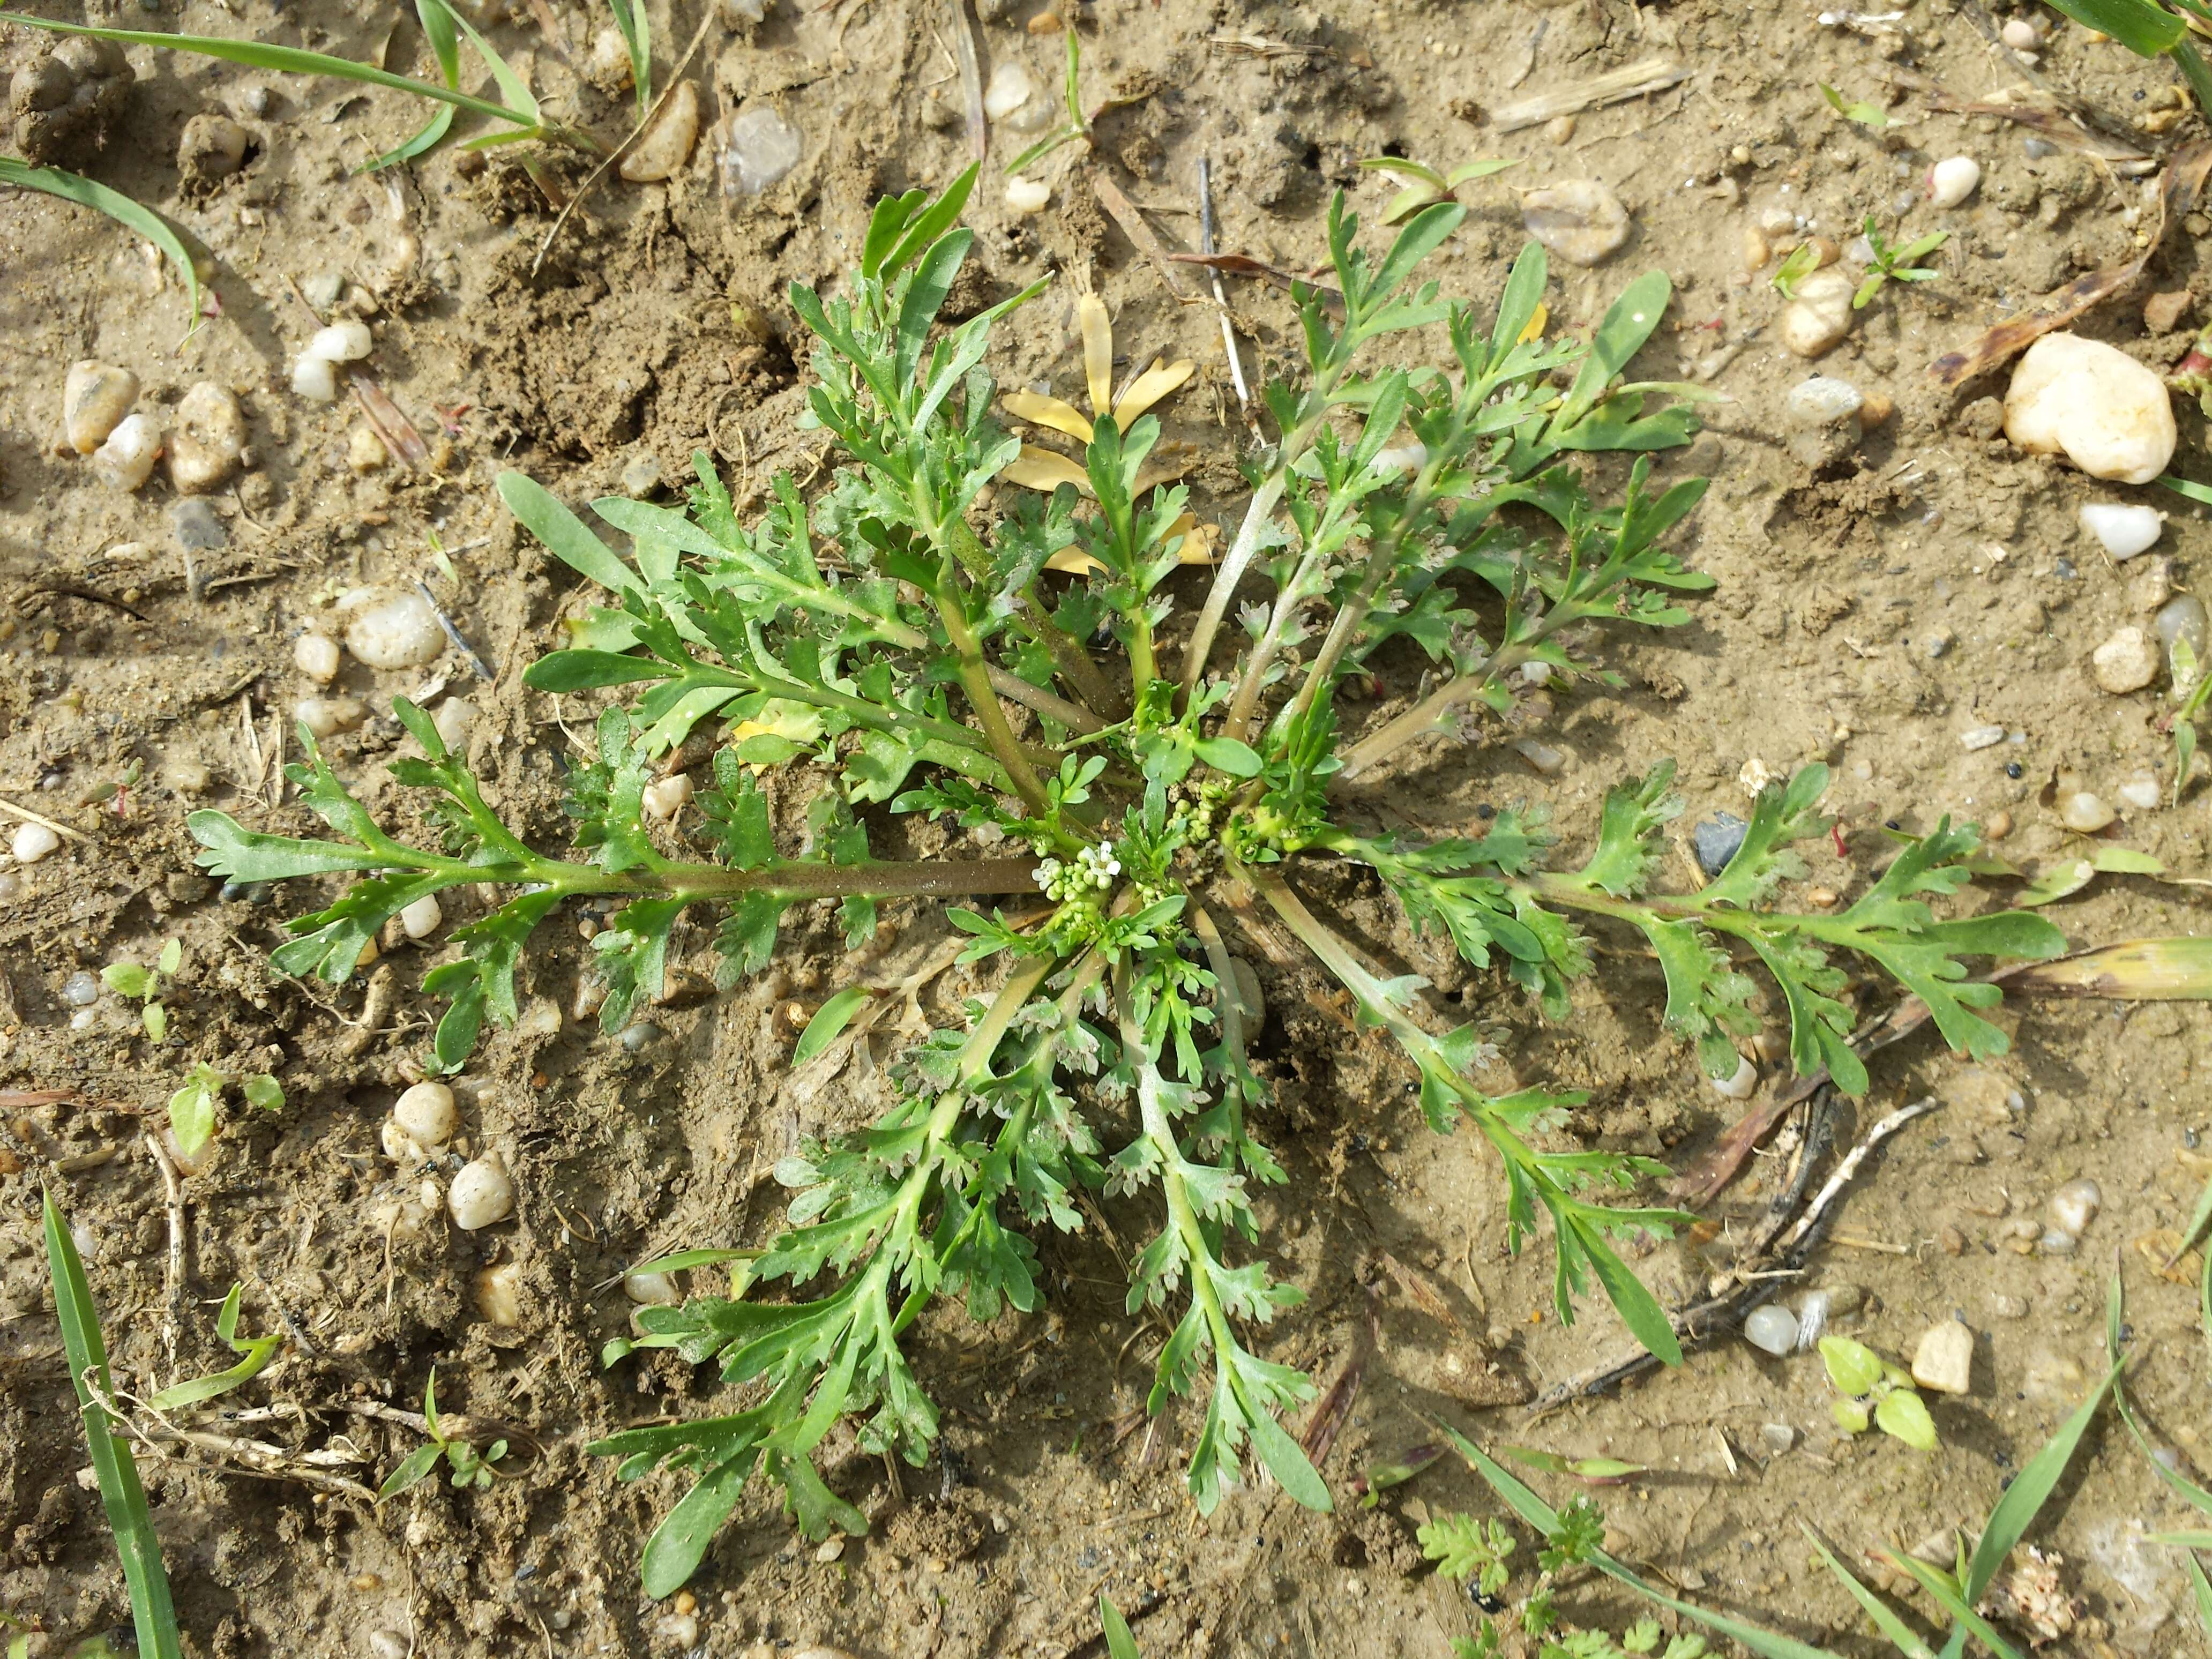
[950,0,986,162]
[412,581,497,682]
[144,1132,187,1385]
[1197,154,1257,436]
[0,794,95,845]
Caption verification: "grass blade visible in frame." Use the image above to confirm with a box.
[793,985,873,1066]
[2011,936,2212,999]
[0,158,201,343]
[0,13,543,136]
[604,0,652,116]
[42,1191,184,1659]
[367,0,462,170]
[1960,1355,2119,1602]
[2185,1552,2212,1638]
[1101,1596,1142,1659]
[1799,1521,1937,1659]
[2109,1271,2212,1519]
[1882,1552,2026,1659]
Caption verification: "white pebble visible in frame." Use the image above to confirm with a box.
[720,104,802,195]
[168,380,245,495]
[2001,16,2041,48]
[1520,177,1631,267]
[294,632,341,684]
[1778,266,1856,358]
[1711,1053,1758,1100]
[1743,1303,1799,1356]
[393,1080,457,1147]
[2091,626,2159,694]
[342,587,445,669]
[2050,1176,2101,1237]
[1006,175,1051,215]
[1911,1320,1974,1395]
[1960,724,2008,752]
[62,970,99,1006]
[399,893,443,939]
[1513,738,1565,775]
[63,360,138,454]
[447,1156,514,1229]
[983,60,1035,121]
[641,774,693,820]
[431,697,476,752]
[1784,376,1863,429]
[379,1119,430,1162]
[91,412,161,491]
[2004,332,2177,484]
[656,1613,699,1649]
[2118,774,2162,811]
[624,1269,682,1305]
[2059,791,2116,833]
[10,821,61,864]
[619,79,700,183]
[294,696,367,738]
[290,354,339,402]
[585,26,634,91]
[1926,155,1982,210]
[2079,503,2163,561]
[475,1262,523,1327]
[307,319,373,363]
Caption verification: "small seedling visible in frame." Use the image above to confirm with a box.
[1819,1335,1937,1449]
[1100,1597,1141,1659]
[1004,26,1089,176]
[1769,241,1821,299]
[1851,216,1947,310]
[1357,154,1518,225]
[146,1283,283,1411]
[42,1191,184,1659]
[378,1369,509,1497]
[1819,83,1889,127]
[166,1064,285,1159]
[1421,1511,1517,1598]
[102,938,181,1042]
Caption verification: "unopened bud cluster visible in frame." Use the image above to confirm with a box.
[1033,839,1123,902]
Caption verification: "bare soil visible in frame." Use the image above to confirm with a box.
[5,0,2212,1655]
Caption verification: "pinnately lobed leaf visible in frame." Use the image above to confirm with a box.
[189,167,2131,1597]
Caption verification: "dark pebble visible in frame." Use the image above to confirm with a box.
[1693,812,1748,877]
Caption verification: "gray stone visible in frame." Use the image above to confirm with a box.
[1693,813,1747,877]
[173,498,227,551]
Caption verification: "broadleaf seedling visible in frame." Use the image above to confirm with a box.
[1819,1335,1938,1450]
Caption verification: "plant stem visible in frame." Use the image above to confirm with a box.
[936,596,1052,813]
[1019,586,1124,720]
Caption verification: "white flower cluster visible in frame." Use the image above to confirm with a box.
[1033,840,1123,902]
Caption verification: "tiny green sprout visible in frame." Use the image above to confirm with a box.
[1820,1334,1938,1450]
[102,937,182,1042]
[1852,215,1948,310]
[1769,241,1820,300]
[1500,1444,1646,1485]
[1419,1512,1517,1597]
[166,1063,225,1159]
[1357,154,1518,225]
[1003,24,1090,176]
[1537,1495,1609,1573]
[242,1073,286,1116]
[378,1368,507,1499]
[146,1283,283,1410]
[1819,83,1889,126]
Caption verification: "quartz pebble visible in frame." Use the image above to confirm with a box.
[624,1269,682,1305]
[641,774,693,820]
[721,104,802,195]
[1757,1423,1797,1455]
[2050,1176,2100,1237]
[1911,1320,1974,1395]
[1960,724,2007,751]
[92,412,161,491]
[2118,774,2162,811]
[1784,376,1864,428]
[620,79,700,182]
[2091,625,2159,694]
[1926,155,1981,209]
[1743,1303,1799,1356]
[1513,738,1564,775]
[295,696,367,738]
[585,26,634,92]
[983,60,1034,120]
[11,821,61,864]
[1779,266,1856,358]
[294,632,341,683]
[432,697,476,752]
[308,319,373,363]
[393,1081,456,1147]
[475,1262,523,1326]
[2001,16,2042,48]
[1711,1053,1758,1100]
[2079,503,2163,561]
[291,354,338,402]
[449,1156,514,1229]
[399,893,443,939]
[2058,791,2116,833]
[63,361,138,454]
[169,380,245,494]
[2004,332,2177,484]
[1520,178,1631,267]
[342,587,445,669]
[1006,175,1051,215]
[2157,594,2209,672]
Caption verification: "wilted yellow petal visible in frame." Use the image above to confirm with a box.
[1518,302,1548,345]
[1003,444,1094,495]
[1162,511,1220,565]
[1112,357,1195,425]
[1044,547,1108,577]
[1003,390,1094,443]
[1079,292,1114,418]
